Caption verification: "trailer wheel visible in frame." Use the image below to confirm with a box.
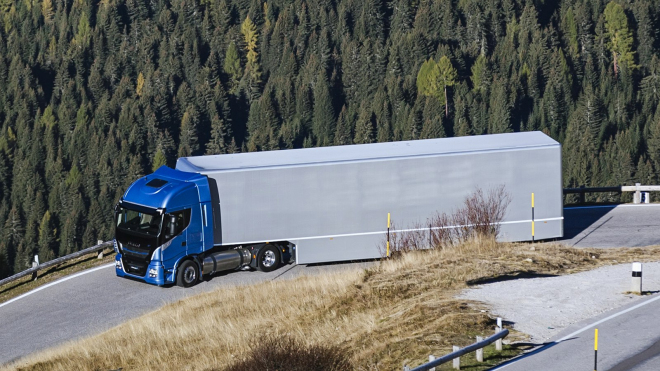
[257,245,281,272]
[176,260,199,287]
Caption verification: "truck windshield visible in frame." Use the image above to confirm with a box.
[116,206,163,237]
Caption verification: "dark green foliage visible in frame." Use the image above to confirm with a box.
[0,0,658,279]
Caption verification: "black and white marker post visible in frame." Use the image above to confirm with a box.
[632,262,642,295]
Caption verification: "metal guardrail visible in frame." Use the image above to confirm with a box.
[404,326,509,371]
[564,184,660,204]
[0,241,113,287]
[563,186,622,194]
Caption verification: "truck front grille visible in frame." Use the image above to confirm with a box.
[122,256,148,277]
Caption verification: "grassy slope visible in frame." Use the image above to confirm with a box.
[6,241,660,371]
[0,248,116,305]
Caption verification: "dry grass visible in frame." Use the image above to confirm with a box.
[5,240,660,371]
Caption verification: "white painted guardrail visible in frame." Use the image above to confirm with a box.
[403,318,509,371]
[0,240,113,287]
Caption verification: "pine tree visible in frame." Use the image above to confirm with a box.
[470,54,490,93]
[241,16,262,101]
[224,42,242,92]
[178,106,200,157]
[604,2,637,76]
[417,56,457,117]
[152,148,168,171]
[37,211,56,261]
[312,72,335,146]
[354,104,374,144]
[488,79,512,133]
[206,115,230,155]
[334,106,352,146]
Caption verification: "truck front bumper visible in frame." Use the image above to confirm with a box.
[115,253,167,286]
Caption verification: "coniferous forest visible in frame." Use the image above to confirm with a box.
[0,0,658,278]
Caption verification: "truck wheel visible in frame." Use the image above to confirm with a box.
[257,245,281,272]
[176,260,199,287]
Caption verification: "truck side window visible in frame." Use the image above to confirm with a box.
[161,209,191,244]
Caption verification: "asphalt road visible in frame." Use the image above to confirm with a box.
[562,204,660,247]
[0,259,375,365]
[492,204,660,371]
[2,204,660,367]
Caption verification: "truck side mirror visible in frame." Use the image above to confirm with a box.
[169,215,177,235]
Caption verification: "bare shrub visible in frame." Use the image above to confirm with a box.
[450,185,511,244]
[220,334,351,371]
[381,186,511,257]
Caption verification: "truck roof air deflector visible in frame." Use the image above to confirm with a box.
[146,178,168,188]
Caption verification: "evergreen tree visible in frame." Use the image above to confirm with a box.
[604,2,637,76]
[354,104,374,144]
[334,106,352,146]
[312,72,335,145]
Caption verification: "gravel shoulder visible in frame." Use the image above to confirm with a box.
[458,261,660,343]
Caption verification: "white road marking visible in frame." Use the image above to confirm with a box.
[493,293,660,369]
[0,263,115,309]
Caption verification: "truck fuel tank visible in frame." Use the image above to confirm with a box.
[202,248,252,276]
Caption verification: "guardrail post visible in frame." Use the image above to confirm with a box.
[31,255,39,280]
[634,183,641,204]
[97,240,104,259]
[632,262,642,294]
[579,185,586,203]
[496,317,503,351]
[476,336,484,362]
[452,346,460,369]
[429,355,436,371]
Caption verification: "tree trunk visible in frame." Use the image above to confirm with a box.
[444,85,448,117]
[613,51,619,77]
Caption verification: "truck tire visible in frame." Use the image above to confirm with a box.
[257,245,281,272]
[176,260,199,287]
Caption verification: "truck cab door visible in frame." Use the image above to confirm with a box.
[161,209,190,267]
[185,206,204,254]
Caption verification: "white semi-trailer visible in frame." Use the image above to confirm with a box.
[114,131,563,286]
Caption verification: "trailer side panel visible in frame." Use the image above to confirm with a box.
[196,143,561,264]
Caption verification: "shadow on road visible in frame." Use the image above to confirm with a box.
[488,337,579,370]
[467,272,559,286]
[608,337,660,371]
[561,205,616,240]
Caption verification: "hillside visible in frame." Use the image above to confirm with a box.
[7,242,660,370]
[0,0,659,278]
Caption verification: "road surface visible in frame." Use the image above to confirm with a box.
[562,204,660,248]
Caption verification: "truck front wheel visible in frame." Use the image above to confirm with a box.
[257,245,281,272]
[176,260,199,287]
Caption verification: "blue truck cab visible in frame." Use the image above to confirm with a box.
[114,166,215,286]
[115,166,285,287]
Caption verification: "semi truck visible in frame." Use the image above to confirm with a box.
[114,131,563,287]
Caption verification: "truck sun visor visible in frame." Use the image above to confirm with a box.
[146,178,168,188]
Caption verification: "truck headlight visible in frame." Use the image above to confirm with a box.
[149,268,158,277]
[116,260,122,270]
